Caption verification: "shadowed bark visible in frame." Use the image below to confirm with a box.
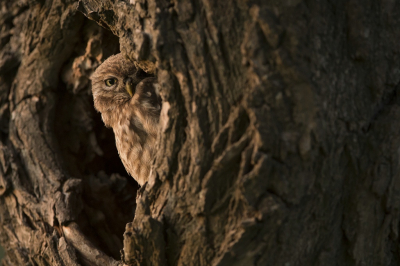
[1,0,400,265]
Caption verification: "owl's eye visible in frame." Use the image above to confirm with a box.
[105,78,117,87]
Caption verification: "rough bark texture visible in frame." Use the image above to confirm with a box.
[1,0,400,265]
[0,1,136,265]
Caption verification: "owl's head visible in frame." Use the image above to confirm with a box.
[90,53,154,114]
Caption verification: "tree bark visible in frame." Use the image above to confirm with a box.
[1,0,400,265]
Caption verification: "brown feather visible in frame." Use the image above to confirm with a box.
[91,54,161,186]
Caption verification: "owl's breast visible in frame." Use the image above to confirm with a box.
[112,112,157,186]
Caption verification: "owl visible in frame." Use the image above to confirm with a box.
[91,54,161,186]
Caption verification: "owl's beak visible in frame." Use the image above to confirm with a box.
[124,78,134,97]
[126,83,134,97]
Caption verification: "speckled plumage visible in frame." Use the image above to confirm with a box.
[91,54,161,186]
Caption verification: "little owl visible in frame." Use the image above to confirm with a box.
[91,54,161,186]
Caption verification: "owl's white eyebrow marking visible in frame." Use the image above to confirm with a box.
[103,76,119,81]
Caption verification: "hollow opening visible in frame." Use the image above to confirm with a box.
[54,18,138,260]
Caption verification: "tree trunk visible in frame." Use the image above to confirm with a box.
[1,0,400,265]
